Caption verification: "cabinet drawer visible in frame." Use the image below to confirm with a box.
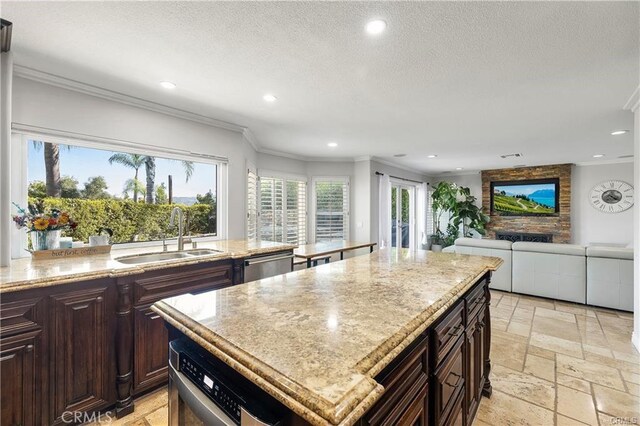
[363,335,428,425]
[434,336,464,424]
[134,261,233,304]
[0,296,46,337]
[432,301,464,365]
[465,283,485,322]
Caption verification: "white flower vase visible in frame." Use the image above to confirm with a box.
[32,230,61,251]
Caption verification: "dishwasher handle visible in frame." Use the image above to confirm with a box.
[244,254,294,266]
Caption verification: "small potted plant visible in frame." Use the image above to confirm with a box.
[430,231,445,252]
[12,202,77,251]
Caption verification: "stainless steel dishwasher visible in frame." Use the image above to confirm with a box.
[243,251,293,282]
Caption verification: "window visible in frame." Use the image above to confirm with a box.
[313,178,349,242]
[13,135,224,255]
[426,188,434,236]
[247,167,258,241]
[252,172,307,245]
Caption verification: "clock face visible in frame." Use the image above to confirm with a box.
[589,180,634,213]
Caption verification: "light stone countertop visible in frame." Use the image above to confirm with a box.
[0,240,296,293]
[152,249,503,426]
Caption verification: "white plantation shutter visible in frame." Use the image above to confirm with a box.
[426,188,434,236]
[314,178,349,242]
[247,168,258,241]
[256,175,307,245]
[286,180,307,245]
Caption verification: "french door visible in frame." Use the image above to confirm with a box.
[391,183,415,249]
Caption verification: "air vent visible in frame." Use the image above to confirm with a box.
[500,153,522,159]
[618,154,634,159]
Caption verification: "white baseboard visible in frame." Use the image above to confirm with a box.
[633,331,640,353]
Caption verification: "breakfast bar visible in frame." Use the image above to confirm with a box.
[153,249,503,426]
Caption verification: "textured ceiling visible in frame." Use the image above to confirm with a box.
[2,1,639,173]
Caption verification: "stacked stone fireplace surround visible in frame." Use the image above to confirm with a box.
[481,164,572,244]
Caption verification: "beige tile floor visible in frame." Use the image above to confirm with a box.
[95,290,640,426]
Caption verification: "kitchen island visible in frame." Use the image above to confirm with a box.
[153,249,503,426]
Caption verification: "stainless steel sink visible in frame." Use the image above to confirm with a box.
[116,252,193,264]
[116,249,223,265]
[183,249,222,256]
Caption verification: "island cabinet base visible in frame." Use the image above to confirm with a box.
[164,272,492,426]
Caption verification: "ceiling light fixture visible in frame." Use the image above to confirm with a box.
[593,154,605,158]
[611,130,629,136]
[365,19,386,35]
[427,154,438,159]
[263,94,277,102]
[455,167,464,171]
[159,81,176,89]
[328,142,338,148]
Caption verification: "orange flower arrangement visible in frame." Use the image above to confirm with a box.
[12,202,77,233]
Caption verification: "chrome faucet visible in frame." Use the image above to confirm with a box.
[169,207,185,251]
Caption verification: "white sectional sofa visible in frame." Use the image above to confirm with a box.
[512,242,586,304]
[443,238,634,311]
[448,238,513,292]
[586,247,634,311]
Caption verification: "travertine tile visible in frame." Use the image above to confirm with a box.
[556,414,589,425]
[534,307,576,323]
[517,296,556,309]
[527,345,557,360]
[490,364,556,410]
[144,405,168,426]
[476,390,554,426]
[507,320,531,337]
[554,302,596,318]
[621,370,640,385]
[524,353,556,382]
[532,316,581,343]
[556,385,598,425]
[593,384,640,418]
[556,373,592,394]
[556,353,626,391]
[529,332,584,358]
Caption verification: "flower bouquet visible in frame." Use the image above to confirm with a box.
[12,201,77,251]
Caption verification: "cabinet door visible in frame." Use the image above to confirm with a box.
[396,384,428,426]
[133,304,169,394]
[0,331,41,426]
[465,310,485,425]
[49,285,115,423]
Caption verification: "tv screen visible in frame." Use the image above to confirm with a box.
[491,179,559,216]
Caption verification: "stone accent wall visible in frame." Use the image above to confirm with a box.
[481,164,572,243]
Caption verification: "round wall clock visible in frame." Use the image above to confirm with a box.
[589,180,634,213]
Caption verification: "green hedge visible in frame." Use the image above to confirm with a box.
[32,198,215,243]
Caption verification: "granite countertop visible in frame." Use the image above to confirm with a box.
[152,249,503,426]
[0,240,296,293]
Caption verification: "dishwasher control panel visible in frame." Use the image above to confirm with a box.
[179,352,244,423]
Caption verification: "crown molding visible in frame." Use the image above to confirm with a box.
[624,86,640,112]
[242,128,261,151]
[370,156,427,176]
[431,170,482,179]
[13,65,252,135]
[574,157,634,166]
[354,155,372,162]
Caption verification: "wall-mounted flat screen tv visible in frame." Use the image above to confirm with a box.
[490,178,560,216]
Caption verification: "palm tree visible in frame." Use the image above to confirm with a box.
[122,179,146,200]
[31,141,68,197]
[144,157,194,204]
[108,153,145,202]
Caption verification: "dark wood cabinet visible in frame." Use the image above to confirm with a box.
[1,331,41,426]
[133,304,169,395]
[48,282,116,425]
[465,308,485,424]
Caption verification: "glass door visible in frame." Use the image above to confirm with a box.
[391,183,415,249]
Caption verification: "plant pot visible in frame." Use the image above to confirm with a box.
[431,244,443,253]
[31,230,61,251]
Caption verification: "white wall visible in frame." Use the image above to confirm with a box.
[436,163,635,246]
[572,162,634,246]
[12,77,257,239]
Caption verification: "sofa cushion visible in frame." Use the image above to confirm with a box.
[454,237,512,250]
[586,246,633,260]
[512,242,585,256]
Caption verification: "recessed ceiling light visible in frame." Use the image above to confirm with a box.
[159,81,176,89]
[263,94,277,102]
[327,142,338,148]
[394,154,406,158]
[427,154,438,159]
[455,167,464,171]
[593,154,605,158]
[365,19,386,35]
[611,130,629,136]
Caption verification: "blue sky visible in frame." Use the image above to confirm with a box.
[494,183,555,196]
[28,142,217,198]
